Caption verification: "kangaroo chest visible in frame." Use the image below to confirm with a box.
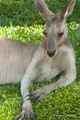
[35,54,64,82]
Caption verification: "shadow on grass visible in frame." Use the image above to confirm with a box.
[0,0,80,27]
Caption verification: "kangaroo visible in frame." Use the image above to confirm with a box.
[0,0,76,120]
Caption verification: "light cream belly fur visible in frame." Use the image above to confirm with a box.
[35,63,59,82]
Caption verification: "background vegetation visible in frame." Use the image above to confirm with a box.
[0,0,80,120]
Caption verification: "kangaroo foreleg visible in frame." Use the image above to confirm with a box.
[14,84,36,120]
[28,71,76,105]
[14,66,39,120]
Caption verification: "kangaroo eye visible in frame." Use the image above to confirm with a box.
[43,31,47,36]
[58,32,64,37]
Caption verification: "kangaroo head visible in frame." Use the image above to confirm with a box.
[35,0,76,57]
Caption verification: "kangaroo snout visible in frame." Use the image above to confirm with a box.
[47,50,56,57]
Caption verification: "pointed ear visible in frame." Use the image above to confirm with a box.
[35,0,55,21]
[58,0,76,19]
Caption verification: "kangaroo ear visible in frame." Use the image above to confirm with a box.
[35,0,55,21]
[58,0,76,19]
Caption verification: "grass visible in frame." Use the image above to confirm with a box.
[0,0,80,120]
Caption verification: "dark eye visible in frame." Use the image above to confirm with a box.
[43,31,47,36]
[58,32,64,37]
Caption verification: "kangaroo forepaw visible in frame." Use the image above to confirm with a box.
[14,111,25,120]
[14,111,37,120]
[27,89,46,105]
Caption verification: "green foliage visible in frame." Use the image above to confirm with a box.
[0,0,80,26]
[0,0,80,120]
[33,81,80,120]
[0,25,44,44]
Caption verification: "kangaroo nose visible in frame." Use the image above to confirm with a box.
[47,50,56,57]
